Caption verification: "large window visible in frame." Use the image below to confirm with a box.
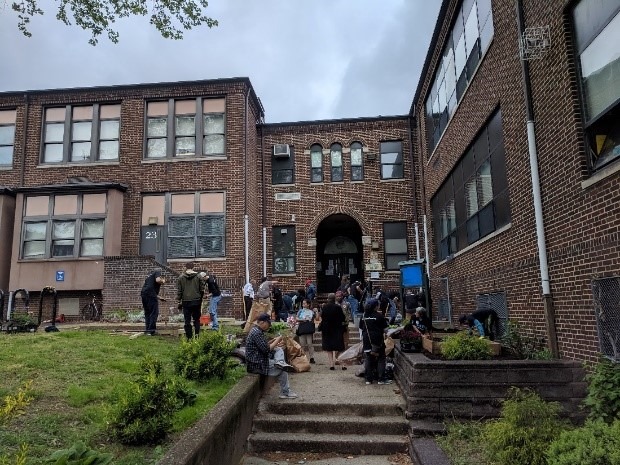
[350,142,364,181]
[380,141,403,179]
[431,109,510,261]
[272,145,295,184]
[42,105,120,163]
[310,144,323,183]
[146,98,225,159]
[573,1,620,171]
[383,222,408,270]
[330,143,343,182]
[273,226,296,274]
[425,0,494,153]
[167,192,225,258]
[21,193,107,259]
[0,109,16,166]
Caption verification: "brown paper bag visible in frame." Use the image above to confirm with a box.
[290,354,311,373]
[384,336,395,356]
[243,300,270,333]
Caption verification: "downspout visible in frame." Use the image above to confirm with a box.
[244,88,250,283]
[260,118,267,277]
[20,93,29,186]
[408,112,421,260]
[516,0,559,357]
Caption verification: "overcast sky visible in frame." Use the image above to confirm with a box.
[0,1,440,123]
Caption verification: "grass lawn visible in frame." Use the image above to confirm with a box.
[435,420,491,465]
[0,328,245,464]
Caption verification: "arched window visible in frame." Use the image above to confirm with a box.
[350,142,364,181]
[330,143,343,182]
[310,144,323,183]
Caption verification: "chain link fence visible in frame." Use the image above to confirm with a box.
[430,276,452,323]
[592,277,620,361]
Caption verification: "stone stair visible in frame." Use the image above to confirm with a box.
[312,323,361,351]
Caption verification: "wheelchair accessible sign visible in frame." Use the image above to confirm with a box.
[56,271,65,282]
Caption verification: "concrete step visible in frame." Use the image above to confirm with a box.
[258,401,405,417]
[410,420,447,437]
[253,414,409,435]
[247,432,408,455]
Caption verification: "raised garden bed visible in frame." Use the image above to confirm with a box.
[422,333,501,356]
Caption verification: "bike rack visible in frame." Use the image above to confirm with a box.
[7,289,31,333]
[40,286,59,333]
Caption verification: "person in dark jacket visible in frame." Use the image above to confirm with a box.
[204,272,221,330]
[360,298,391,385]
[176,262,205,339]
[141,270,166,335]
[320,293,347,370]
[459,309,499,340]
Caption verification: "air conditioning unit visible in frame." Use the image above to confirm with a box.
[273,144,291,158]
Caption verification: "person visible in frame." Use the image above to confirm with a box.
[272,286,286,321]
[140,270,166,335]
[242,279,256,321]
[305,278,317,303]
[404,289,418,318]
[414,307,431,334]
[204,272,222,330]
[320,293,347,370]
[296,298,316,364]
[359,298,391,385]
[245,313,298,399]
[386,291,400,325]
[177,262,205,339]
[256,277,278,315]
[335,290,352,349]
[459,309,499,340]
[348,280,363,321]
[337,275,350,296]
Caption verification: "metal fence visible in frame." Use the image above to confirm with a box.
[592,277,620,361]
[430,276,452,322]
[475,292,508,337]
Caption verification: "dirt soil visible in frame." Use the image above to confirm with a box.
[251,452,413,464]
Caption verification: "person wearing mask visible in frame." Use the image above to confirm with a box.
[141,269,166,335]
[177,262,204,339]
[360,298,391,385]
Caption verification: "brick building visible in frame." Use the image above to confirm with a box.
[1,0,618,363]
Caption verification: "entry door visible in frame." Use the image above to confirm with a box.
[323,253,361,292]
[140,225,165,264]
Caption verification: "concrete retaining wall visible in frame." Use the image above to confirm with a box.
[393,348,587,421]
[156,374,262,465]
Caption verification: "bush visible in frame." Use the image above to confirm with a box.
[500,320,552,360]
[174,330,236,381]
[44,442,113,464]
[547,419,620,465]
[0,380,33,424]
[107,356,195,445]
[483,388,568,465]
[441,331,492,360]
[584,357,620,423]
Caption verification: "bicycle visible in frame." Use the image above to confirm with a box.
[81,293,103,321]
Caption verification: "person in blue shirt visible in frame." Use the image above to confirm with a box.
[459,309,499,340]
[305,279,317,303]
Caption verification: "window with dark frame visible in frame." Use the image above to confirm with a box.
[146,98,225,160]
[572,1,620,171]
[330,143,343,182]
[0,109,16,166]
[383,222,408,271]
[272,226,296,274]
[42,105,120,163]
[310,144,323,183]
[350,141,364,181]
[272,145,295,185]
[430,109,510,262]
[380,141,404,179]
[425,0,494,154]
[21,193,106,259]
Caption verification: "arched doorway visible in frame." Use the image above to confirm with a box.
[316,214,363,293]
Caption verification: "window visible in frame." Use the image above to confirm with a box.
[350,142,364,181]
[272,145,295,185]
[21,193,107,259]
[383,222,408,271]
[0,109,16,166]
[272,226,296,274]
[310,144,323,183]
[167,192,225,258]
[430,109,510,261]
[146,98,225,159]
[572,1,620,171]
[330,143,343,182]
[425,0,494,153]
[380,141,403,179]
[42,105,120,163]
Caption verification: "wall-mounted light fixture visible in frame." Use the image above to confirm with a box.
[148,216,158,225]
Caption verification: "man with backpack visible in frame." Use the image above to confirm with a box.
[204,272,222,330]
[177,262,205,339]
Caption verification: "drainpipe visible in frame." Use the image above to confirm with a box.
[260,121,267,278]
[408,113,422,261]
[20,93,29,186]
[516,0,559,357]
[244,88,251,283]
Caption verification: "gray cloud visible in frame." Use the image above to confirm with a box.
[0,0,440,122]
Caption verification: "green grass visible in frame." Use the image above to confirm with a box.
[0,328,245,465]
[436,420,491,465]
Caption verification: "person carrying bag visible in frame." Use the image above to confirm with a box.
[295,298,316,364]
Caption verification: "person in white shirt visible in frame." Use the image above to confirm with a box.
[242,279,256,321]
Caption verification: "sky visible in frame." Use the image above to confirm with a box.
[0,0,441,123]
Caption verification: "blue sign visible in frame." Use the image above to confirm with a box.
[399,260,425,287]
[56,271,65,282]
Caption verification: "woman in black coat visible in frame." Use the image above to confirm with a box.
[320,293,347,370]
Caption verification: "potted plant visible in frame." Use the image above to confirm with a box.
[399,324,423,353]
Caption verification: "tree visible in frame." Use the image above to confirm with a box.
[11,0,218,45]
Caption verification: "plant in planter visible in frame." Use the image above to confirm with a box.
[6,314,38,333]
[399,323,423,353]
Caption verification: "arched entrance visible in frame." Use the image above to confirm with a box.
[316,214,363,293]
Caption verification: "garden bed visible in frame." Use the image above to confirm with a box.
[422,333,501,356]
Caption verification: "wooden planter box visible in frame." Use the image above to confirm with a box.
[422,334,502,356]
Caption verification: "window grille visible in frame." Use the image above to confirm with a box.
[592,277,620,361]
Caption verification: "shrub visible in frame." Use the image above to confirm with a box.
[107,356,195,445]
[584,357,620,423]
[44,442,113,464]
[0,444,28,465]
[483,387,568,465]
[174,330,237,381]
[441,331,492,360]
[500,320,552,360]
[547,419,620,465]
[0,380,33,424]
